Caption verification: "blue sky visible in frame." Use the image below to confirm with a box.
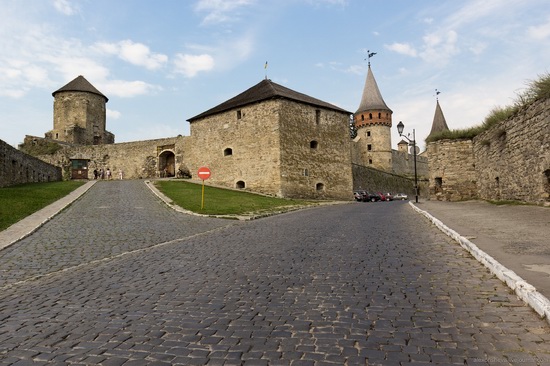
[1,0,549,150]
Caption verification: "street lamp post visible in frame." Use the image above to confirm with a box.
[396,121,419,203]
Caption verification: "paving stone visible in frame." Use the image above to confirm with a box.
[1,183,550,365]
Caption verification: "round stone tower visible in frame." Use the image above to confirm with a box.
[49,75,113,145]
[352,65,393,171]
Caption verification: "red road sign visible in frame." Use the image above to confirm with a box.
[197,166,211,180]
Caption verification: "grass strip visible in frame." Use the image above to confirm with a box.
[155,180,315,216]
[0,181,85,231]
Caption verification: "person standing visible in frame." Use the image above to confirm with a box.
[106,168,112,180]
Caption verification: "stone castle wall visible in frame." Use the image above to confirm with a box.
[426,139,477,201]
[352,163,428,198]
[426,97,550,204]
[0,139,62,188]
[38,137,189,180]
[351,125,392,172]
[473,98,550,204]
[188,99,353,200]
[48,91,113,145]
[278,100,353,200]
[187,100,283,196]
[391,149,428,178]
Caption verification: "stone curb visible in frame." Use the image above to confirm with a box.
[0,180,97,251]
[410,201,550,323]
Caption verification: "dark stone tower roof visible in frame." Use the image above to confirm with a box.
[428,100,449,138]
[52,75,108,102]
[356,66,392,114]
[188,79,350,122]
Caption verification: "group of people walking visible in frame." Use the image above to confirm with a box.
[93,168,122,180]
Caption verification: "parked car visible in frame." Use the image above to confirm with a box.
[367,192,381,202]
[385,193,393,201]
[377,192,387,201]
[354,190,369,202]
[394,193,408,200]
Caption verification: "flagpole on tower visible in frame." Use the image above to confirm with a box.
[264,61,268,80]
[366,50,377,67]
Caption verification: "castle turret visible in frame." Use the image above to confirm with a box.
[47,75,114,145]
[352,65,393,171]
[427,99,449,140]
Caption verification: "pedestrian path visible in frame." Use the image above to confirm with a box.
[412,200,550,322]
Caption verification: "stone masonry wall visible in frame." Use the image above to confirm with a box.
[278,100,353,200]
[48,91,113,145]
[352,163,428,198]
[473,98,550,204]
[0,139,62,188]
[351,125,392,172]
[427,139,477,201]
[391,149,429,178]
[37,137,189,180]
[187,100,283,196]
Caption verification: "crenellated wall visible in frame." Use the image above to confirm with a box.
[0,139,62,188]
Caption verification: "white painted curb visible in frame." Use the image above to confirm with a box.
[410,201,550,323]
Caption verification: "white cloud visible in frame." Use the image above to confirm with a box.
[107,109,121,119]
[93,40,168,70]
[102,80,162,98]
[53,0,78,16]
[418,30,459,64]
[194,0,256,25]
[173,54,215,77]
[527,17,550,40]
[385,42,418,57]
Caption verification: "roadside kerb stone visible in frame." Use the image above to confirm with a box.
[410,201,550,322]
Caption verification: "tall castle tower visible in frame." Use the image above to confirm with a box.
[427,98,450,140]
[47,75,114,145]
[352,65,393,171]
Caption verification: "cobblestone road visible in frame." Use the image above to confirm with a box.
[1,181,550,365]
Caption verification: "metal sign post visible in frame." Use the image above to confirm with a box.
[197,167,211,209]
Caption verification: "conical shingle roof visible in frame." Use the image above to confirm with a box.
[52,75,108,102]
[428,100,449,137]
[356,66,391,113]
[188,79,350,122]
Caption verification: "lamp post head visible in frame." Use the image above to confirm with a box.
[397,121,404,136]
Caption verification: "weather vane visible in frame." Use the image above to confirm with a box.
[435,89,441,100]
[364,50,377,67]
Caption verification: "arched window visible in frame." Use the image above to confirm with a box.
[236,181,245,189]
[369,113,372,119]
[310,140,318,149]
[316,183,324,191]
[224,148,233,156]
[361,115,364,121]
[378,112,381,119]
